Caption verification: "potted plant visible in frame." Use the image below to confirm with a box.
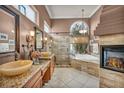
[31,51,41,64]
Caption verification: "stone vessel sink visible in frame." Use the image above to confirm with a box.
[0,60,33,76]
[39,52,51,60]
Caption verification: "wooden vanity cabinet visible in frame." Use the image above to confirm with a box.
[33,77,43,88]
[50,55,55,76]
[23,69,42,88]
[42,65,51,84]
[42,55,55,85]
[23,60,55,88]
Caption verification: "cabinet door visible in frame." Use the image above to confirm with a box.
[42,66,51,84]
[51,58,55,75]
[23,69,41,88]
[33,77,42,88]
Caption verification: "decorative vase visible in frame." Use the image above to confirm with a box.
[33,58,39,65]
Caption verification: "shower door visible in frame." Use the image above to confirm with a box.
[52,34,70,65]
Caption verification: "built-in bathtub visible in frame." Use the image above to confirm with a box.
[70,54,100,64]
[70,54,100,77]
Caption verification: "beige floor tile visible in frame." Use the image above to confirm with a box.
[66,80,83,88]
[83,78,99,88]
[74,75,90,85]
[49,80,66,88]
[43,67,99,88]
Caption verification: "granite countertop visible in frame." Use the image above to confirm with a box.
[70,54,100,64]
[0,61,50,88]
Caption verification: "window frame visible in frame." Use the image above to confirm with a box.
[13,5,39,25]
[44,20,50,33]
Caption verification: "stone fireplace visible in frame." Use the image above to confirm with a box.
[94,5,124,87]
[100,45,124,73]
[98,34,124,88]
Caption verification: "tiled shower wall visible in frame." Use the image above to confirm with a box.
[51,33,70,65]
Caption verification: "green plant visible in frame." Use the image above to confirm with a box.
[73,44,87,54]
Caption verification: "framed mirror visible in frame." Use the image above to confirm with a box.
[35,27,43,50]
[0,5,19,54]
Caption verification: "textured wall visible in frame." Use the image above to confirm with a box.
[90,7,102,39]
[89,6,102,54]
[0,5,51,64]
[95,5,124,36]
[51,18,90,33]
[95,5,124,88]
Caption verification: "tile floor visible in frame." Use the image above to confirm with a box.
[43,67,99,88]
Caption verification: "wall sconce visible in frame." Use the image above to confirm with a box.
[26,31,34,43]
[43,37,47,45]
[44,37,47,41]
[30,31,35,37]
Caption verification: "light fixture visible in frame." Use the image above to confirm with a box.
[11,30,15,33]
[79,9,87,34]
[30,31,34,37]
[26,31,34,43]
[79,29,87,34]
[44,37,47,41]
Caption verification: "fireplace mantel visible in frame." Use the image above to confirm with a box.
[99,34,124,45]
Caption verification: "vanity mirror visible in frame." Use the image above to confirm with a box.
[35,27,43,51]
[0,5,19,54]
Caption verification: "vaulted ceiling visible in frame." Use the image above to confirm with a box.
[45,5,101,19]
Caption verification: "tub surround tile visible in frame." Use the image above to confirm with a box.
[70,54,99,64]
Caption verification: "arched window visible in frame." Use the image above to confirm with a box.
[70,21,89,54]
[70,21,89,36]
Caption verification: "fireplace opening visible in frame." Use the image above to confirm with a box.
[100,45,124,73]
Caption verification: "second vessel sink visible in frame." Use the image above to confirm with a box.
[39,52,51,60]
[0,60,33,76]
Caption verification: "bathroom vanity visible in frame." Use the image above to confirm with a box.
[0,55,55,88]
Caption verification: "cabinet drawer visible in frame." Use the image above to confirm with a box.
[51,63,55,75]
[24,69,41,88]
[42,63,50,76]
[33,77,42,88]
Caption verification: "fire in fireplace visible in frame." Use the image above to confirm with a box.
[100,45,124,73]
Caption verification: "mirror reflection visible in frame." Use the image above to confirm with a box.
[35,27,43,50]
[0,7,16,53]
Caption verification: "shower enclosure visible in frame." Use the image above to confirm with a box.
[51,33,70,66]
